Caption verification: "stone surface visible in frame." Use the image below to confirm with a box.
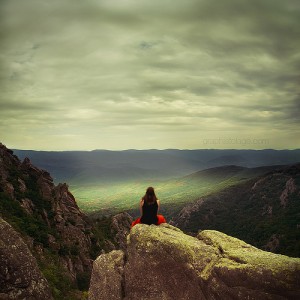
[280,177,297,208]
[111,212,133,251]
[197,230,300,299]
[89,224,300,300]
[0,218,53,300]
[89,250,125,300]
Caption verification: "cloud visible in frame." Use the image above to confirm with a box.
[0,0,299,150]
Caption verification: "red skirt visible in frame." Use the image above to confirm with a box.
[131,215,166,228]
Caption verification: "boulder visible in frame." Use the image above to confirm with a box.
[89,250,125,300]
[0,218,53,300]
[89,224,300,300]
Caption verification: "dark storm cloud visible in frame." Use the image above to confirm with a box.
[0,0,299,149]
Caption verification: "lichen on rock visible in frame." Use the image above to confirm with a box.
[89,223,300,300]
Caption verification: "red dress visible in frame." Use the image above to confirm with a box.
[131,199,166,228]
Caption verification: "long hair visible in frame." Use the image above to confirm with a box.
[143,187,157,204]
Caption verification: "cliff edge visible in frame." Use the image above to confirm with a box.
[89,224,300,300]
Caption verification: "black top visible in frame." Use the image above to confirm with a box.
[140,200,158,225]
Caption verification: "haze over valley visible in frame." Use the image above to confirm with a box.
[14,148,300,218]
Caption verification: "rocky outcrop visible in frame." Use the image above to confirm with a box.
[51,183,94,279]
[263,234,281,253]
[172,197,206,229]
[0,218,53,300]
[0,143,98,289]
[280,178,297,208]
[110,212,133,251]
[89,224,300,300]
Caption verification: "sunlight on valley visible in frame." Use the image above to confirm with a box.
[70,175,246,216]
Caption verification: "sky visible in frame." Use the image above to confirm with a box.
[0,0,299,150]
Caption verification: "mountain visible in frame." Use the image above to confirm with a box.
[13,149,300,184]
[183,164,281,180]
[3,142,300,298]
[0,143,118,299]
[89,224,300,300]
[172,163,300,257]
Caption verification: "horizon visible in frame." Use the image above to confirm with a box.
[10,145,300,152]
[1,1,299,150]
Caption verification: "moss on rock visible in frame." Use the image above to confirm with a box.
[90,224,300,300]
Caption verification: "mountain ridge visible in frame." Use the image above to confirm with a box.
[173,163,300,257]
[13,148,300,184]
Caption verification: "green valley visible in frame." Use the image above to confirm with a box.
[70,165,279,218]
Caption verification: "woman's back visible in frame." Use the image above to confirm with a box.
[131,186,166,228]
[140,200,158,225]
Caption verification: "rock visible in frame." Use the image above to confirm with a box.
[197,230,300,299]
[89,250,125,300]
[280,178,297,208]
[3,182,14,198]
[263,234,281,253]
[104,239,116,252]
[251,176,268,190]
[17,178,27,193]
[124,224,208,300]
[111,212,133,251]
[20,198,35,215]
[173,198,205,228]
[89,224,300,300]
[0,143,96,285]
[0,218,53,300]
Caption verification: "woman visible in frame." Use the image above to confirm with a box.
[131,187,166,228]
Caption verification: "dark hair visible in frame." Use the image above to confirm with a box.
[143,186,157,204]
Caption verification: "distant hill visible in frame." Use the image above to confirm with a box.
[13,149,300,184]
[172,164,300,258]
[182,164,281,181]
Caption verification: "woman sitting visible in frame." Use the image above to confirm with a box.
[131,186,166,228]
